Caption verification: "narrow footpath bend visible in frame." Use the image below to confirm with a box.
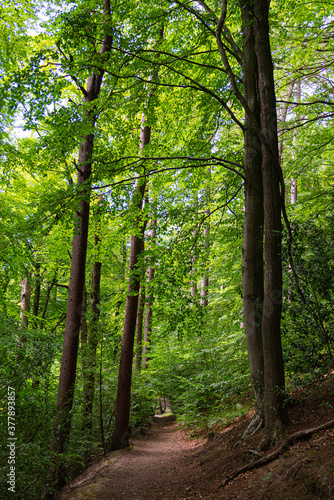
[59,415,207,500]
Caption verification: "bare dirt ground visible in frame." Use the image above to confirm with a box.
[59,376,334,499]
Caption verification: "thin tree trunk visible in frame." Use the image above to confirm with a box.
[200,169,211,308]
[109,110,150,450]
[278,81,295,161]
[82,194,103,433]
[20,276,31,330]
[291,80,301,205]
[142,211,157,369]
[254,0,290,449]
[32,263,41,328]
[17,275,31,359]
[109,178,146,450]
[81,284,88,365]
[39,274,57,330]
[134,287,145,371]
[113,240,127,353]
[81,284,89,427]
[45,4,112,493]
[190,197,198,302]
[82,255,102,433]
[31,263,42,388]
[134,198,149,372]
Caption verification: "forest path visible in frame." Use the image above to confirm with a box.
[59,415,207,500]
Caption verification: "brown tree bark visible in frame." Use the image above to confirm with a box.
[109,177,146,450]
[215,0,288,444]
[82,195,103,433]
[82,255,102,433]
[109,102,152,448]
[254,0,290,449]
[142,211,157,369]
[44,3,112,494]
[239,0,265,437]
[134,287,145,371]
[81,232,102,433]
[81,284,88,363]
[109,111,150,450]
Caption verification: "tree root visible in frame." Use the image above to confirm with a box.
[242,413,264,440]
[218,417,334,489]
[234,413,264,448]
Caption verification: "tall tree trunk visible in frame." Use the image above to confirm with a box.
[113,240,127,356]
[134,287,145,371]
[82,252,102,433]
[291,80,301,205]
[215,1,266,437]
[200,169,211,308]
[109,178,146,450]
[254,0,290,449]
[20,275,31,329]
[239,1,265,438]
[45,4,112,493]
[82,195,103,433]
[190,197,198,302]
[109,112,150,450]
[134,199,149,372]
[81,284,88,371]
[142,211,157,369]
[39,273,57,330]
[32,262,41,328]
[31,263,42,388]
[17,274,31,359]
[278,81,295,162]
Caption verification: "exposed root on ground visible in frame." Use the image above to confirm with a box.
[236,412,264,445]
[218,417,334,489]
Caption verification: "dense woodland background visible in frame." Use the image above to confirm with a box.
[0,0,334,497]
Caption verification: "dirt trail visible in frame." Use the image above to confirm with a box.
[59,416,206,500]
[58,381,334,500]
